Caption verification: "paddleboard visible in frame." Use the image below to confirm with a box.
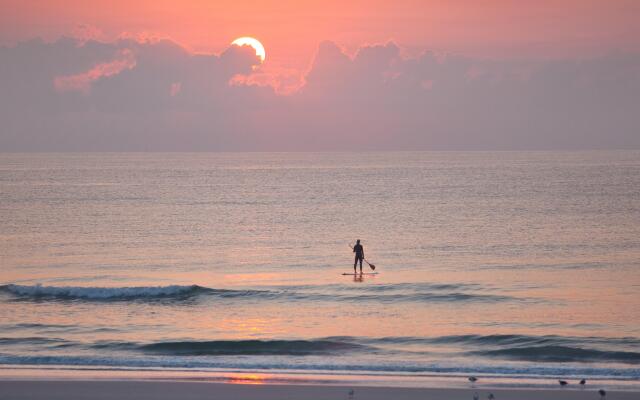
[342,272,379,275]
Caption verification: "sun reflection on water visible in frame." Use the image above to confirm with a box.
[227,373,268,385]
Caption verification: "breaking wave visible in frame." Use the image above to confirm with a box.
[0,283,526,303]
[1,352,639,379]
[0,284,207,300]
[473,345,640,364]
[138,339,368,356]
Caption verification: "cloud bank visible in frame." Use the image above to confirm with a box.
[1,37,639,151]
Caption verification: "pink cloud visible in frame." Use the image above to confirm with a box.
[117,31,173,45]
[3,35,637,151]
[229,66,304,95]
[54,49,136,93]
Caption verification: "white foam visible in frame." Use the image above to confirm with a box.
[2,284,198,299]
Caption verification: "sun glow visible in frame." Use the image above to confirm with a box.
[227,373,268,385]
[231,37,266,63]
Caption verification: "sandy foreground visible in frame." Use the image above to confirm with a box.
[0,380,637,400]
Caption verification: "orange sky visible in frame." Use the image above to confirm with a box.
[2,0,639,73]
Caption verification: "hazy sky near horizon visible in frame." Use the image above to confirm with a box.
[1,0,639,151]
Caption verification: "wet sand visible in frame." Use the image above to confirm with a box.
[0,380,635,400]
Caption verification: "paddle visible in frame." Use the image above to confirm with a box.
[349,244,376,270]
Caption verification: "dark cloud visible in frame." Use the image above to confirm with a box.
[0,37,638,151]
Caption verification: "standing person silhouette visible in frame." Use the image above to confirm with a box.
[353,239,364,273]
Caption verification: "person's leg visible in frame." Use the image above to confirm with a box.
[354,255,358,272]
[359,257,363,272]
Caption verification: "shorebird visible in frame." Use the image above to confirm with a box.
[488,393,495,400]
[579,379,586,386]
[468,376,478,383]
[598,389,606,399]
[558,380,568,387]
[348,389,355,399]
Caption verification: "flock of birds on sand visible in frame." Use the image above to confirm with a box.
[468,376,607,399]
[346,377,608,400]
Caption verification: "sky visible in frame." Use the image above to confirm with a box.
[1,0,639,151]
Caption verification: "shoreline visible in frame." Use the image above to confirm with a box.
[1,365,638,392]
[1,379,638,400]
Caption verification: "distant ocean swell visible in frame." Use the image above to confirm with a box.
[0,284,530,303]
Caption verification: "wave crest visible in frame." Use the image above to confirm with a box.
[474,345,640,364]
[0,283,532,304]
[139,339,367,356]
[0,284,204,300]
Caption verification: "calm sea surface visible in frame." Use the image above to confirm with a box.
[1,152,639,387]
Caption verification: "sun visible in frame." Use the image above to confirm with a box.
[231,37,266,63]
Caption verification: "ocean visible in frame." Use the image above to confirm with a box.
[1,151,639,388]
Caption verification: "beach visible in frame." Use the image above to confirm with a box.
[1,380,637,400]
